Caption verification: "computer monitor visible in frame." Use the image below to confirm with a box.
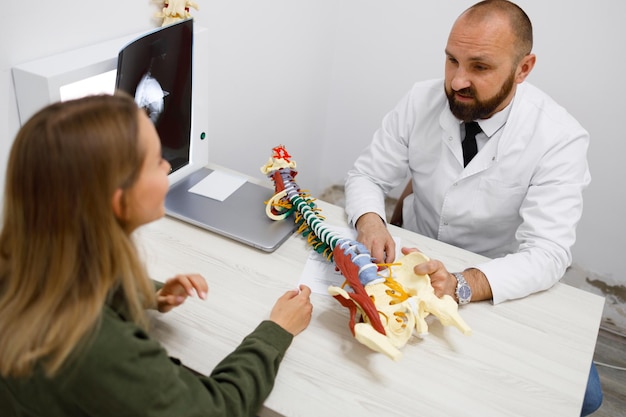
[116,19,193,176]
[13,24,295,251]
[12,21,209,186]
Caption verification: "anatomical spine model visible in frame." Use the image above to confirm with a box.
[261,145,471,360]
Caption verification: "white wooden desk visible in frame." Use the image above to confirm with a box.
[136,199,604,417]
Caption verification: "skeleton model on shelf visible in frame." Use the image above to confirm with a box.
[155,0,199,27]
[261,145,471,360]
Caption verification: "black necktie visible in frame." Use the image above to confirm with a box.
[462,121,481,167]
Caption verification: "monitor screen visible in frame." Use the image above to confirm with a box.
[115,19,194,175]
[13,19,208,186]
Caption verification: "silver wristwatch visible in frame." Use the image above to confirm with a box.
[453,272,472,305]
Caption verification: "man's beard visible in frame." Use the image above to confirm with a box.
[446,71,515,122]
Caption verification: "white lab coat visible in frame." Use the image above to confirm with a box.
[345,79,591,304]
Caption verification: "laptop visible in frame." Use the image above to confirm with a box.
[116,19,295,252]
[164,167,296,251]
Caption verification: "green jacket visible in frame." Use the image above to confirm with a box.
[0,301,293,416]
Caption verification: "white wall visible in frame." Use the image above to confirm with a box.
[201,0,338,193]
[2,1,624,300]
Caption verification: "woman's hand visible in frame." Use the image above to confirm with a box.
[156,273,208,313]
[269,285,313,336]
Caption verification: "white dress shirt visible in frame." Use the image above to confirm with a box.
[345,79,591,304]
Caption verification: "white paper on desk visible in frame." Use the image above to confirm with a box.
[187,170,247,201]
[299,226,401,296]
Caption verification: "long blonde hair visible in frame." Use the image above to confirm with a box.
[0,94,157,378]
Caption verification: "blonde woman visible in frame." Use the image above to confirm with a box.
[0,93,312,416]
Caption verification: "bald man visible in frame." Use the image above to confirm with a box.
[345,1,601,415]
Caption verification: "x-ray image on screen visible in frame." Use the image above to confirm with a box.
[116,19,193,174]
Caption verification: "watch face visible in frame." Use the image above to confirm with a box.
[458,285,471,300]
